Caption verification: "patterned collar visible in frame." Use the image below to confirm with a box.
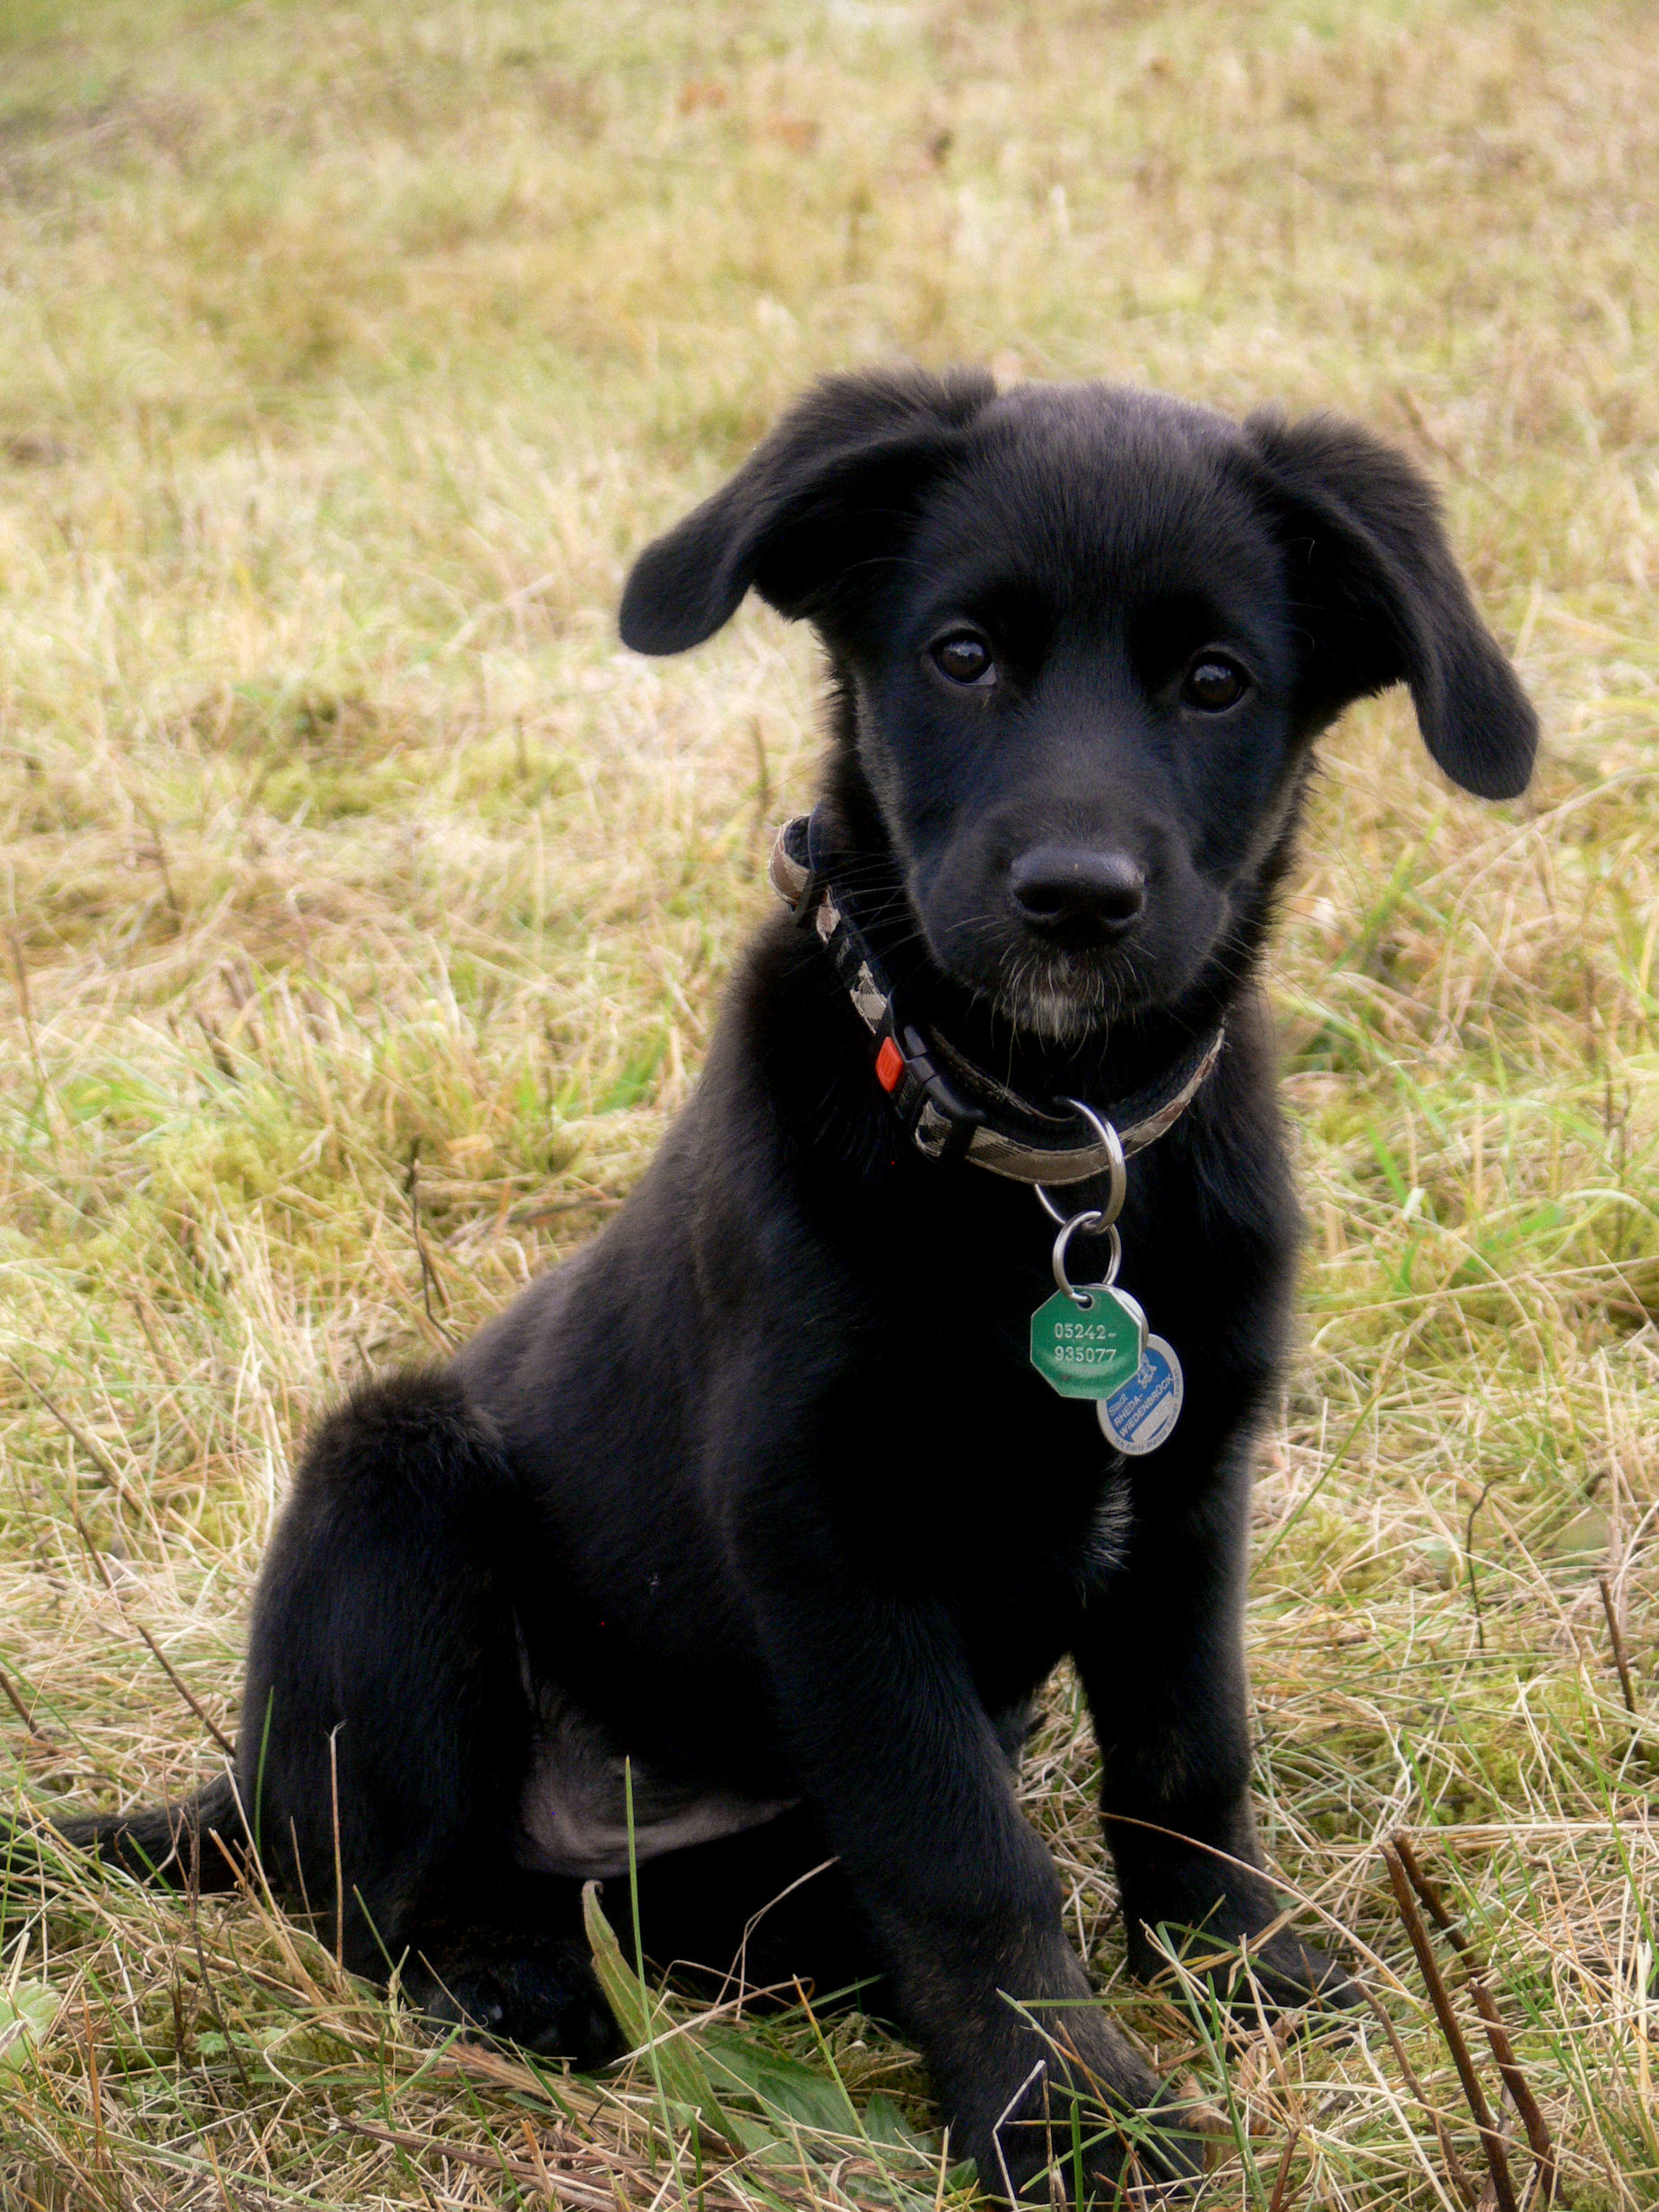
[769,811,1224,1187]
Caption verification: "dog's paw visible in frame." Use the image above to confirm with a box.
[403,1938,623,2069]
[992,2103,1210,2207]
[1233,1929,1359,2020]
[1074,2090,1212,2206]
[968,2047,1212,2206]
[1132,1916,1359,2030]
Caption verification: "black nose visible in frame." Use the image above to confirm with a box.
[1009,846,1146,947]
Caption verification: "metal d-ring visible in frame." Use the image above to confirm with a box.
[1034,1098,1127,1230]
[1052,1216,1123,1306]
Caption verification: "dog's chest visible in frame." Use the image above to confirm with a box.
[515,1687,797,1881]
[939,1479,1134,1711]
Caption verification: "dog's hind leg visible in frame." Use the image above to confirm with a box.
[56,1772,249,1891]
[241,1366,619,2066]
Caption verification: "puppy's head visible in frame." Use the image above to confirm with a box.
[621,369,1536,1039]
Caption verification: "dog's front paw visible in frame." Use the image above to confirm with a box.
[964,2039,1212,2206]
[402,1937,623,2069]
[1233,1927,1359,2018]
[1071,2085,1212,2207]
[1131,1914,1359,2026]
[988,2102,1211,2206]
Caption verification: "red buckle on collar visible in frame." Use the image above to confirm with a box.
[874,1036,906,1093]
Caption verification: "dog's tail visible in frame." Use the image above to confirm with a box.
[54,1771,250,1892]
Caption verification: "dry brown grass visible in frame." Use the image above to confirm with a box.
[2,0,1657,2205]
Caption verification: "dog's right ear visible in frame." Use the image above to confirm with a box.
[1245,411,1538,801]
[619,368,995,655]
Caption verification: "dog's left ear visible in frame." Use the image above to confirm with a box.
[1246,412,1537,799]
[620,367,996,655]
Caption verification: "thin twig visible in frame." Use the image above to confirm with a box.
[0,1652,55,1743]
[339,2118,616,2208]
[990,2055,1047,2208]
[187,1819,254,2099]
[4,1355,145,1514]
[1596,1575,1637,1716]
[1382,1842,1518,2212]
[522,2118,557,2201]
[508,1193,623,1227]
[1392,386,1524,519]
[404,1141,455,1336]
[197,2124,239,2212]
[14,1386,239,1764]
[1267,2126,1301,2212]
[133,796,183,928]
[1394,1836,1567,2205]
[82,1987,111,2188]
[406,1141,434,1323]
[57,1492,236,1755]
[1357,1982,1481,2207]
[1464,1478,1501,1653]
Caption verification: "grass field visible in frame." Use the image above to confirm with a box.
[2,0,1657,2204]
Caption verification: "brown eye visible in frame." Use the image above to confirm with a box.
[1182,655,1249,712]
[932,631,995,686]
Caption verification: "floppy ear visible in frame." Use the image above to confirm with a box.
[1245,411,1537,800]
[619,367,996,655]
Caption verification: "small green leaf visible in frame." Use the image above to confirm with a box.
[0,1982,56,2071]
[703,2030,859,2134]
[581,1882,725,2122]
[581,1879,649,2048]
[862,2092,934,2155]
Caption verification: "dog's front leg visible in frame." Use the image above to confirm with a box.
[1076,1450,1354,2016]
[744,1567,1203,2200]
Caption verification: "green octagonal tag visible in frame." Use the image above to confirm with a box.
[1029,1285,1148,1400]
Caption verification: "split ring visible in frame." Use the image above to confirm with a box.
[1052,1216,1122,1305]
[1034,1100,1126,1229]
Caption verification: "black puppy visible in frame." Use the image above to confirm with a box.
[62,369,1534,2199]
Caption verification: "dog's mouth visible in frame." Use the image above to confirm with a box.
[910,851,1181,1044]
[987,946,1132,1043]
[916,870,1225,1045]
[921,924,1150,1044]
[899,846,1216,1045]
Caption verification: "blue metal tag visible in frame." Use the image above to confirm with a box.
[1096,1335,1184,1455]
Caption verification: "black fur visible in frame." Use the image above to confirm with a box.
[55,370,1534,2200]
